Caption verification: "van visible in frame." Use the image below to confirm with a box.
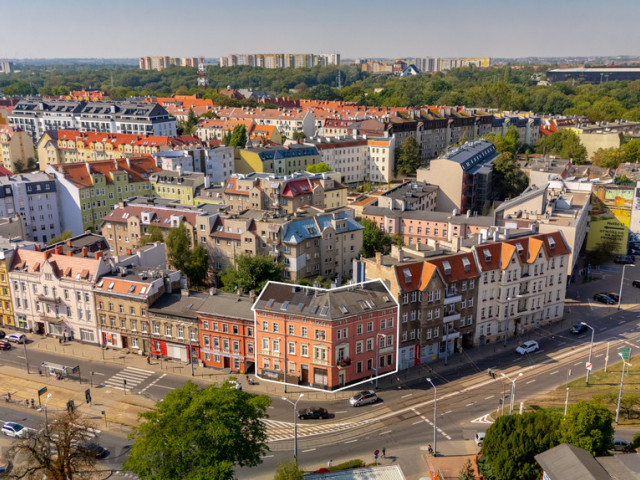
[612,438,629,451]
[475,432,486,446]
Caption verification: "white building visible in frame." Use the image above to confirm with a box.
[153,146,235,184]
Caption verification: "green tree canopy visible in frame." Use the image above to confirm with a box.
[185,244,209,287]
[220,253,284,293]
[535,130,587,164]
[166,222,192,272]
[306,162,332,173]
[228,124,248,147]
[481,410,561,480]
[558,401,614,456]
[124,380,271,480]
[484,125,522,155]
[360,218,392,258]
[47,230,73,246]
[274,459,305,480]
[395,137,421,177]
[492,152,529,200]
[138,225,164,247]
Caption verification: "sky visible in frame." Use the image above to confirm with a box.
[2,0,639,59]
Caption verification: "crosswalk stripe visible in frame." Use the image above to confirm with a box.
[103,367,154,391]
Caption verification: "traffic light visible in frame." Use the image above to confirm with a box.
[85,389,91,404]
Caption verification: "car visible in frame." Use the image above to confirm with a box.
[79,442,109,459]
[570,324,588,335]
[612,438,629,452]
[475,432,486,446]
[2,422,29,438]
[6,333,26,344]
[515,340,539,355]
[227,380,242,390]
[632,280,640,288]
[0,330,5,339]
[0,339,10,350]
[349,390,378,407]
[593,293,615,305]
[614,255,634,264]
[298,407,329,420]
[603,292,620,302]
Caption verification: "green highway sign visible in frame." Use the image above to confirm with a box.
[620,348,631,361]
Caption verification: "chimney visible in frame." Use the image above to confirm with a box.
[126,249,132,255]
[81,247,88,257]
[55,245,63,255]
[66,240,72,247]
[236,287,243,301]
[44,250,52,260]
[34,244,41,252]
[375,251,382,265]
[67,251,73,256]
[249,289,256,304]
[94,251,104,260]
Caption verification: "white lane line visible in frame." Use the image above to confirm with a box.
[379,430,392,435]
[558,342,566,345]
[302,448,316,453]
[484,395,494,400]
[150,384,175,390]
[344,439,358,444]
[401,393,413,398]
[600,328,608,332]
[16,356,24,359]
[263,455,274,458]
[619,321,625,325]
[139,373,167,394]
[511,358,520,362]
[444,410,452,414]
[526,379,536,384]
[595,354,604,358]
[125,367,155,374]
[412,420,424,425]
[334,411,347,414]
[574,362,582,366]
[466,402,475,407]
[549,371,559,375]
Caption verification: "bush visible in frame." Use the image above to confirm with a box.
[328,459,365,471]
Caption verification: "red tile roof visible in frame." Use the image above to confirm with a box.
[10,249,102,282]
[50,157,161,189]
[104,205,200,229]
[427,252,480,283]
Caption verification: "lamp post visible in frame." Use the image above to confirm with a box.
[581,322,594,385]
[443,323,449,366]
[282,393,304,460]
[22,339,30,374]
[501,372,523,414]
[615,353,632,424]
[277,336,287,393]
[44,393,52,434]
[188,325,195,377]
[426,378,437,456]
[618,264,635,310]
[375,333,385,388]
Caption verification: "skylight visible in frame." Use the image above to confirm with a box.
[281,301,290,311]
[140,286,147,295]
[310,305,319,314]
[97,280,104,288]
[339,305,348,314]
[403,268,412,283]
[320,306,330,316]
[108,282,115,291]
[265,298,275,309]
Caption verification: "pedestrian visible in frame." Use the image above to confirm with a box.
[428,444,433,455]
[328,459,332,468]
[146,356,151,365]
[382,447,386,458]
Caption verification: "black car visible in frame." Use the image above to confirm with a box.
[614,255,634,265]
[298,407,329,420]
[0,330,5,339]
[593,293,615,305]
[602,292,620,302]
[632,280,640,288]
[79,442,108,459]
[0,340,10,351]
[570,324,588,335]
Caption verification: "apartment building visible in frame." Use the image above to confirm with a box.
[377,181,438,211]
[252,280,397,390]
[195,118,254,142]
[236,145,321,176]
[139,56,201,71]
[417,140,498,214]
[0,249,15,328]
[150,171,205,205]
[9,247,111,341]
[220,53,340,68]
[492,113,541,148]
[9,99,177,142]
[0,172,62,244]
[197,290,255,372]
[214,107,316,139]
[0,126,35,172]
[472,232,570,346]
[95,267,181,352]
[152,146,235,184]
[46,157,161,234]
[37,130,203,171]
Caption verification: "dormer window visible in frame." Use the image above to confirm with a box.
[443,260,451,275]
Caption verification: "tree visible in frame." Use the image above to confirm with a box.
[395,137,421,176]
[13,160,24,174]
[592,147,624,169]
[558,401,614,456]
[274,459,305,480]
[292,131,306,141]
[306,162,332,173]
[618,393,639,420]
[492,152,529,199]
[46,230,73,246]
[484,125,522,155]
[228,124,248,148]
[185,244,209,287]
[481,410,561,480]
[166,222,191,272]
[586,238,616,266]
[138,225,164,247]
[7,409,98,480]
[124,380,271,480]
[535,130,587,164]
[220,253,284,293]
[360,218,392,258]
[458,458,476,480]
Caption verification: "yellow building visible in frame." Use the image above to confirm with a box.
[150,171,205,205]
[236,145,320,175]
[0,250,15,328]
[0,126,35,172]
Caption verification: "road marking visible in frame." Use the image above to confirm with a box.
[558,342,566,345]
[574,362,582,366]
[466,402,475,407]
[401,393,413,398]
[412,420,424,425]
[619,321,625,325]
[471,414,494,424]
[444,410,452,414]
[484,395,494,400]
[549,371,559,375]
[379,430,392,435]
[578,335,586,339]
[139,373,167,394]
[511,358,520,362]
[344,439,358,444]
[302,448,316,453]
[16,356,24,359]
[526,379,536,384]
[263,455,274,458]
[600,328,608,332]
[595,354,604,358]
[148,384,174,390]
[334,411,347,414]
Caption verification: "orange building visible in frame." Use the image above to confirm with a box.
[253,280,399,391]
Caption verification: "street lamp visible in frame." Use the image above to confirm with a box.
[501,372,523,414]
[618,264,635,310]
[179,322,195,376]
[282,393,304,460]
[426,378,437,457]
[375,333,386,388]
[581,322,595,385]
[44,393,52,434]
[615,353,632,424]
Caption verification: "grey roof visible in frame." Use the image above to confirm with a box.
[282,211,363,244]
[150,170,205,188]
[439,140,498,174]
[254,280,396,320]
[535,444,612,480]
[549,67,640,73]
[196,290,254,320]
[44,233,109,255]
[305,465,406,480]
[362,205,495,226]
[380,181,438,200]
[597,453,640,480]
[149,291,209,320]
[494,186,547,213]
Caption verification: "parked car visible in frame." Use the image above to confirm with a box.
[593,293,615,305]
[614,255,634,264]
[570,324,588,335]
[612,438,629,452]
[516,340,539,355]
[298,407,329,420]
[0,339,10,350]
[603,292,620,302]
[475,432,486,446]
[227,380,242,390]
[0,330,5,339]
[349,390,378,407]
[79,442,109,459]
[632,280,640,288]
[2,422,30,438]
[6,333,26,344]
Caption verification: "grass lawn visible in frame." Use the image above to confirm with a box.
[526,358,640,426]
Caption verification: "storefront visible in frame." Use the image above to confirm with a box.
[101,330,121,348]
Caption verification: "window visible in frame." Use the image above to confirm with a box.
[272,322,279,333]
[301,344,308,357]
[367,321,373,332]
[165,325,171,336]
[301,326,308,337]
[288,342,295,355]
[366,338,373,351]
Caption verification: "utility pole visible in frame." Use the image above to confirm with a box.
[615,353,632,424]
[23,340,30,374]
[426,378,437,457]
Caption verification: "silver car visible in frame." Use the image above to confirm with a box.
[349,390,378,407]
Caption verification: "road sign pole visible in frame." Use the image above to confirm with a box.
[564,387,569,416]
[605,342,610,372]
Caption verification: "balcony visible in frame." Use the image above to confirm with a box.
[444,294,462,305]
[37,295,61,304]
[337,357,351,368]
[268,250,280,257]
[443,312,461,323]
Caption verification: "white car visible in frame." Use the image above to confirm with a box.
[227,380,242,390]
[516,340,539,355]
[6,333,26,344]
[2,422,30,438]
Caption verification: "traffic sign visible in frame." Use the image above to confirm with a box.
[37,386,47,396]
[620,348,631,361]
[586,362,592,371]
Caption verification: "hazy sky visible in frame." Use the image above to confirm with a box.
[2,0,638,59]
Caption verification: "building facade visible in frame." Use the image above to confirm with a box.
[0,126,35,172]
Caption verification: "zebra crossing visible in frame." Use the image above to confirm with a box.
[103,367,155,391]
[264,417,377,442]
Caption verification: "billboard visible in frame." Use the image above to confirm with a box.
[586,185,634,254]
